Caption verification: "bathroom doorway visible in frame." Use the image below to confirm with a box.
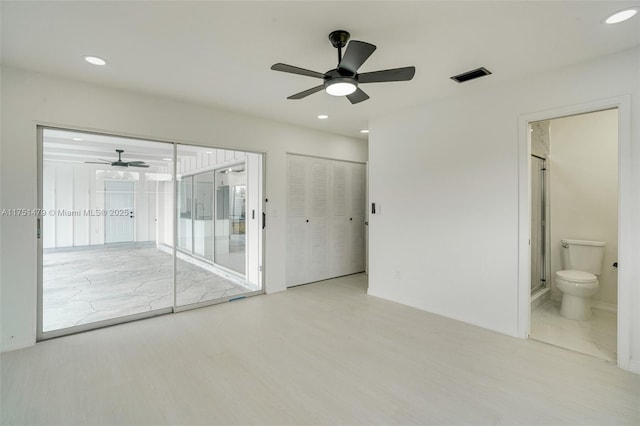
[528,109,619,362]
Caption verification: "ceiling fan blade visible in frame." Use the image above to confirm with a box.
[271,63,324,79]
[358,66,416,83]
[128,164,150,168]
[127,161,146,164]
[85,161,111,164]
[287,85,325,100]
[339,41,376,75]
[346,88,370,104]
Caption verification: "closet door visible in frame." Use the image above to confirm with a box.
[330,161,350,277]
[348,163,366,273]
[286,156,308,286]
[306,158,330,282]
[286,155,365,286]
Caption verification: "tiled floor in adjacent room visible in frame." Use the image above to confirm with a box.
[43,242,252,331]
[530,299,617,362]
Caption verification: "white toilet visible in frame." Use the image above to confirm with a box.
[555,239,605,320]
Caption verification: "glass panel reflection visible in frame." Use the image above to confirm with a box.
[175,145,252,306]
[214,168,246,274]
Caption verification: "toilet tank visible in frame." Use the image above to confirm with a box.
[561,239,606,275]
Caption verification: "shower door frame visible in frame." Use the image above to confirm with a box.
[530,154,547,295]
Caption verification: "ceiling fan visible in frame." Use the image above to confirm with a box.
[271,30,415,104]
[85,149,150,168]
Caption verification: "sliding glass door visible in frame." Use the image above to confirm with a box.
[39,128,175,335]
[175,145,259,308]
[38,128,264,339]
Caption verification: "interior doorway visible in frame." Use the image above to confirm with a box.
[522,105,624,364]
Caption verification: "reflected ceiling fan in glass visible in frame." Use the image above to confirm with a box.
[85,149,150,168]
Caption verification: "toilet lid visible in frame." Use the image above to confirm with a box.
[556,270,597,282]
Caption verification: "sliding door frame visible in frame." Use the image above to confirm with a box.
[36,125,266,341]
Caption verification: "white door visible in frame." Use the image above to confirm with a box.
[286,155,309,286]
[104,181,135,243]
[349,163,366,273]
[286,155,365,287]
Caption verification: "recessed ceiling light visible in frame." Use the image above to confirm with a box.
[317,114,329,120]
[72,137,83,141]
[84,56,107,66]
[360,129,369,134]
[163,158,172,161]
[206,151,213,154]
[604,8,638,24]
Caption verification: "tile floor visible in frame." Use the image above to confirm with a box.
[43,242,253,332]
[530,299,617,362]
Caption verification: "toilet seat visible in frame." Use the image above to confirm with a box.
[555,270,600,320]
[556,270,597,283]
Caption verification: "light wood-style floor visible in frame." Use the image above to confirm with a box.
[2,274,639,425]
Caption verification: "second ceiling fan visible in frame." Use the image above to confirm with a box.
[271,30,416,104]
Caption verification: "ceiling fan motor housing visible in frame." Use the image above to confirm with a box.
[328,30,350,49]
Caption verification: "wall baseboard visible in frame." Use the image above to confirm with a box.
[626,359,640,375]
[591,300,617,313]
[1,336,35,353]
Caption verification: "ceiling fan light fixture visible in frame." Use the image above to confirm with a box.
[325,78,357,96]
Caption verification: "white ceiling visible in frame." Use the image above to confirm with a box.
[2,1,639,140]
[43,128,173,168]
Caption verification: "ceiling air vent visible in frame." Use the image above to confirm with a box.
[450,67,492,83]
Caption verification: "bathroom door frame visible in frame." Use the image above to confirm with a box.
[517,95,632,371]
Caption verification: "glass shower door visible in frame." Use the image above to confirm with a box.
[531,155,547,294]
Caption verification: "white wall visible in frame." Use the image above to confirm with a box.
[42,162,160,248]
[549,110,618,308]
[178,148,247,176]
[368,48,639,372]
[0,66,366,351]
